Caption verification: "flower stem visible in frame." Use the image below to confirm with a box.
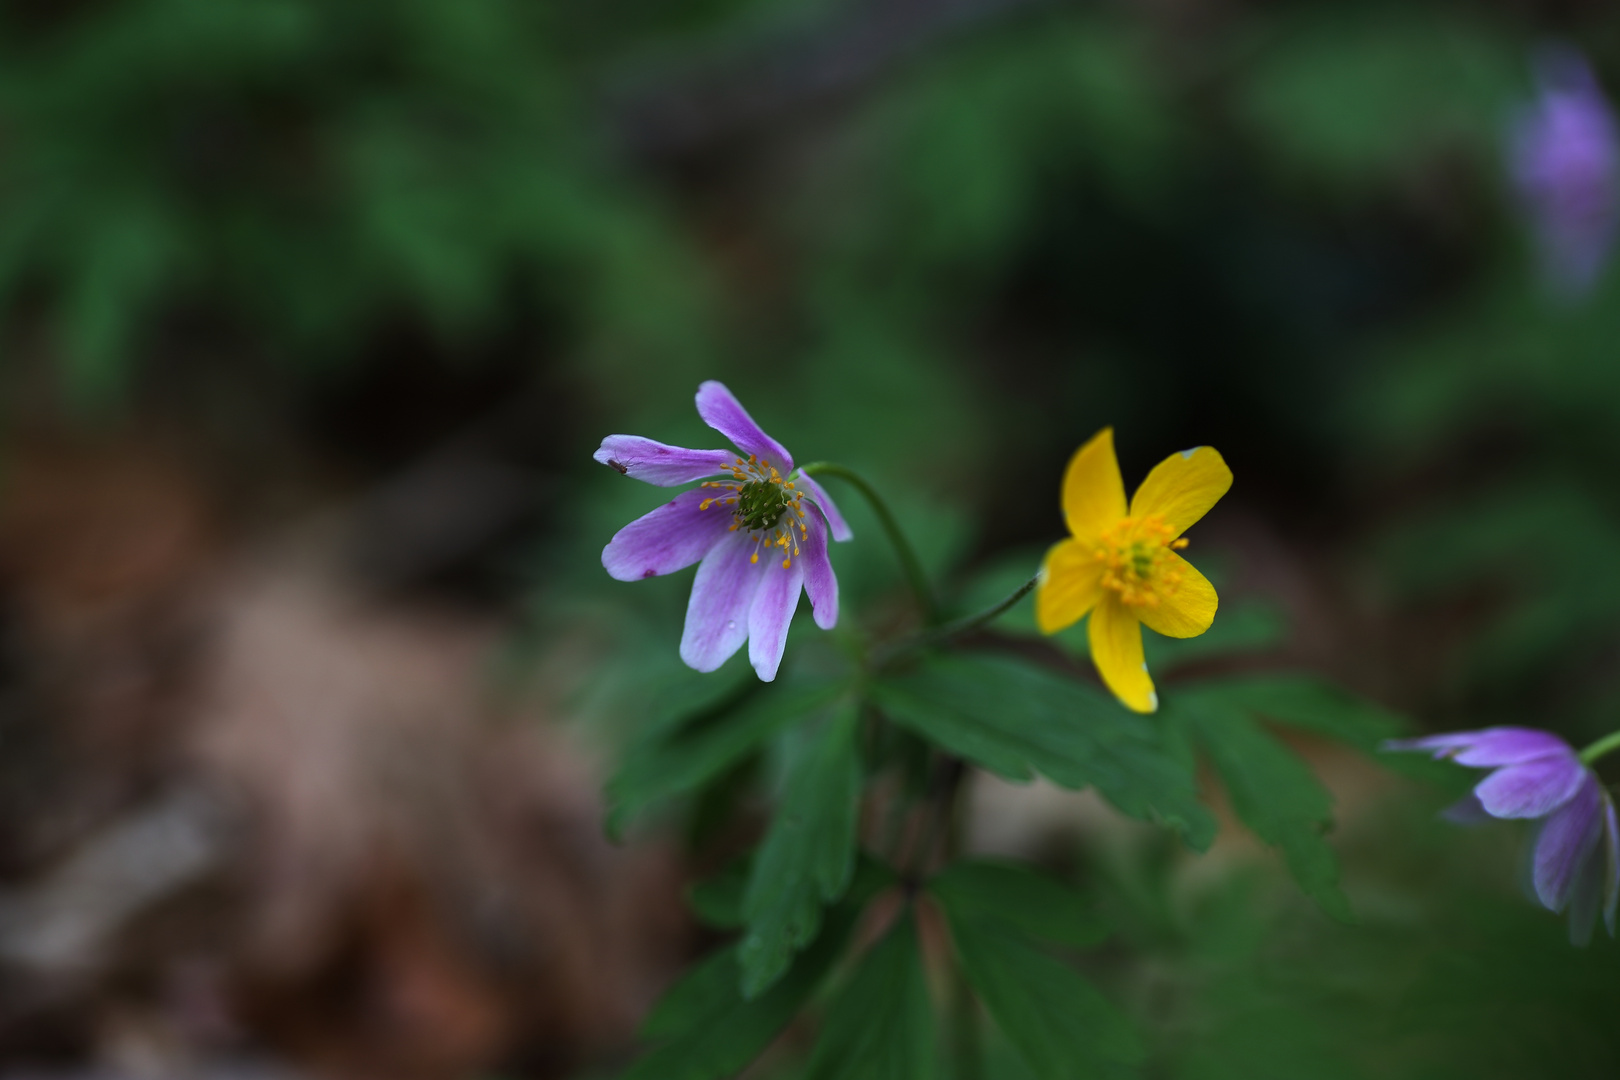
[871,573,1039,670]
[1580,730,1620,766]
[800,461,939,623]
[928,573,1040,643]
[949,954,983,1080]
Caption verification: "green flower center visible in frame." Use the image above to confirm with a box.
[1095,514,1188,608]
[698,454,811,569]
[735,478,792,532]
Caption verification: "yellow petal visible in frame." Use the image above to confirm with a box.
[1128,445,1232,537]
[1036,538,1105,634]
[1135,553,1217,639]
[1088,595,1157,713]
[1061,428,1127,540]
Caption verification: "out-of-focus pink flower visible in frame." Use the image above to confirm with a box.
[1508,45,1620,299]
[595,382,850,681]
[1386,726,1619,944]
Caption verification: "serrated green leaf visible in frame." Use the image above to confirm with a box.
[1166,689,1351,921]
[628,861,894,1080]
[607,676,846,834]
[930,859,1109,948]
[1197,675,1403,752]
[871,653,1213,849]
[1184,673,1453,782]
[1141,599,1288,669]
[625,940,828,1080]
[739,702,862,998]
[937,894,1142,1080]
[802,913,938,1080]
[637,946,747,1044]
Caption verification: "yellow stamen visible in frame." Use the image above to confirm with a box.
[714,453,817,572]
[1093,513,1185,611]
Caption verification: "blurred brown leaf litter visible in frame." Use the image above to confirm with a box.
[0,428,689,1080]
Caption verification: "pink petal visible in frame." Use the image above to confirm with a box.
[1605,796,1619,937]
[799,510,838,630]
[680,532,766,673]
[1534,777,1604,911]
[1383,732,1483,756]
[747,551,805,682]
[798,474,852,542]
[602,489,734,582]
[1383,726,1573,766]
[1475,756,1588,819]
[595,436,735,486]
[1441,792,1493,825]
[695,381,794,472]
[1450,728,1576,767]
[1568,837,1605,945]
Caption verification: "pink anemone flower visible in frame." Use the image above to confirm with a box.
[595,381,851,681]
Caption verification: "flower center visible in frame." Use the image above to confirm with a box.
[698,455,809,569]
[735,478,792,532]
[1094,514,1189,608]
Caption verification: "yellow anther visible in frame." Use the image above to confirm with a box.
[750,551,759,564]
[1092,513,1189,610]
[782,557,791,569]
[700,499,713,510]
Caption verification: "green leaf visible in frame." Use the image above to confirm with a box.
[1185,673,1458,780]
[607,676,846,834]
[935,889,1142,1080]
[636,946,749,1044]
[1141,598,1288,669]
[1197,675,1403,753]
[687,856,750,930]
[739,702,862,998]
[627,861,893,1080]
[871,653,1213,849]
[802,913,939,1080]
[1164,684,1352,921]
[930,859,1109,948]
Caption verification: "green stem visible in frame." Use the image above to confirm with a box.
[940,761,980,1080]
[948,939,983,1080]
[928,573,1039,643]
[872,573,1039,670]
[1580,730,1620,766]
[800,461,938,623]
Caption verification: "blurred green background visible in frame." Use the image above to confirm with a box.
[2,0,1620,1078]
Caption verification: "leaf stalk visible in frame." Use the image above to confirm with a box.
[800,461,939,624]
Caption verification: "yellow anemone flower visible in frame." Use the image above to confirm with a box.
[1036,428,1232,713]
